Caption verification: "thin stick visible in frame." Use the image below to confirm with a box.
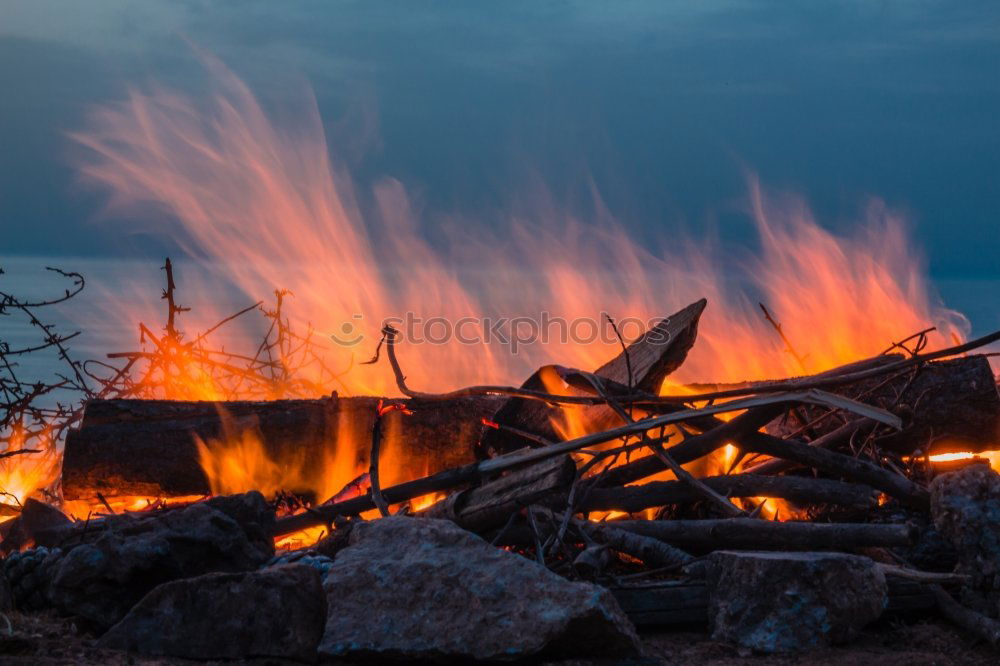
[648,443,746,517]
[759,302,808,372]
[369,400,410,517]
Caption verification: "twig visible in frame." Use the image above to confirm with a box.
[759,302,808,372]
[649,442,746,517]
[369,400,411,517]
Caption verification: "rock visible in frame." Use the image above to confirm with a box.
[99,564,325,661]
[267,549,335,577]
[45,492,274,630]
[319,516,642,661]
[706,551,887,653]
[0,499,71,554]
[0,571,12,613]
[2,546,62,611]
[931,464,1000,615]
[204,492,275,554]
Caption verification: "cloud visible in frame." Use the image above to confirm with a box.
[1,0,193,54]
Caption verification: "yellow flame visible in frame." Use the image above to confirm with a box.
[0,429,60,512]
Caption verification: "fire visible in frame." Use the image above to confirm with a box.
[70,53,971,399]
[24,51,984,536]
[926,450,1000,473]
[0,428,60,514]
[194,416,303,498]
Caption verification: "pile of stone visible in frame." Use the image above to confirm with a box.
[0,463,996,661]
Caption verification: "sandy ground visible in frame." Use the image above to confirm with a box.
[0,611,996,665]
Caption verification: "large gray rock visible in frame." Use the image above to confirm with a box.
[931,464,1000,615]
[319,516,642,661]
[45,492,274,630]
[706,551,886,653]
[99,564,325,661]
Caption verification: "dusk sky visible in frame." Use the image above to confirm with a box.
[1,2,998,282]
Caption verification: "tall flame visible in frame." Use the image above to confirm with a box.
[63,53,981,512]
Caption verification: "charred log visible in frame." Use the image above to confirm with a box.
[605,518,915,551]
[580,474,879,513]
[769,355,1000,455]
[61,395,503,500]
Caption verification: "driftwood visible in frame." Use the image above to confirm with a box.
[580,474,879,513]
[604,518,915,551]
[611,578,941,627]
[419,455,576,533]
[477,299,707,456]
[62,394,503,500]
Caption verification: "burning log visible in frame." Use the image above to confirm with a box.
[61,394,503,500]
[766,355,1000,455]
[477,299,707,456]
[492,517,914,561]
[580,474,879,513]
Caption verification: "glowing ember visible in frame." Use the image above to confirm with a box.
[926,449,1000,472]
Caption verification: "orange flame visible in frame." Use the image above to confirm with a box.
[71,53,970,400]
[58,53,991,532]
[0,428,60,514]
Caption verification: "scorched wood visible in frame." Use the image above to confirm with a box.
[606,518,915,551]
[61,394,503,500]
[580,474,879,513]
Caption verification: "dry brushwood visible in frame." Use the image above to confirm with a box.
[272,389,898,536]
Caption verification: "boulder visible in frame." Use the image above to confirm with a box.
[319,516,642,661]
[45,492,274,630]
[931,464,1000,614]
[99,564,325,661]
[1,546,61,611]
[0,499,72,554]
[706,551,886,653]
